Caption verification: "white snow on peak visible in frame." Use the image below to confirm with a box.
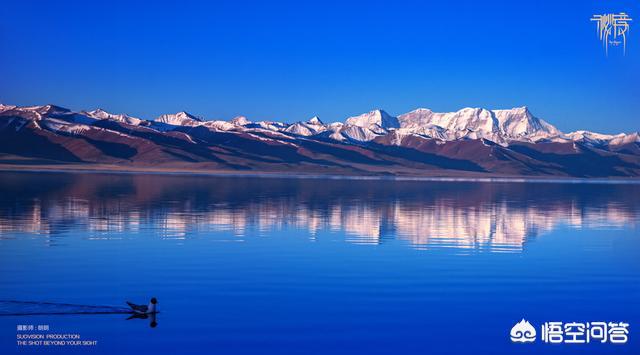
[565,130,616,142]
[29,104,71,114]
[492,106,560,139]
[402,107,497,132]
[156,111,203,126]
[339,125,385,142]
[0,104,16,113]
[345,109,400,129]
[9,104,71,119]
[610,132,640,145]
[230,116,251,126]
[2,103,636,148]
[284,116,327,136]
[564,130,640,146]
[307,116,323,125]
[253,121,288,132]
[398,106,560,143]
[85,109,143,125]
[203,120,236,131]
[284,123,312,136]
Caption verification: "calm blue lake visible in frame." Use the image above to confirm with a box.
[0,172,639,354]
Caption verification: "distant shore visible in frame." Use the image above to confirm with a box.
[1,163,639,184]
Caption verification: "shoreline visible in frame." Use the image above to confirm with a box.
[1,164,639,184]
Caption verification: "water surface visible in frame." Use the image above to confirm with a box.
[0,172,639,354]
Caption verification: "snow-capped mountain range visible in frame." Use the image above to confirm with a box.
[0,103,638,177]
[2,103,636,146]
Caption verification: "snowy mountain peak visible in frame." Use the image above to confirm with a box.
[26,104,71,115]
[398,107,498,137]
[156,111,203,126]
[86,108,121,119]
[493,107,560,138]
[175,111,202,121]
[394,106,563,143]
[0,104,16,113]
[88,108,109,115]
[345,109,399,129]
[563,130,640,146]
[2,102,639,178]
[230,116,251,126]
[1,102,633,149]
[397,108,434,128]
[85,108,143,125]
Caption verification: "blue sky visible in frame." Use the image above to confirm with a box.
[1,0,638,133]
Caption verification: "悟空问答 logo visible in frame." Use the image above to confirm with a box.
[510,319,537,343]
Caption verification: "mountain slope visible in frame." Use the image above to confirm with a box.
[0,103,638,177]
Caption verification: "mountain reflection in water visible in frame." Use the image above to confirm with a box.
[0,172,638,253]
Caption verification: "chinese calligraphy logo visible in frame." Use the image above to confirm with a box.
[591,13,632,55]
